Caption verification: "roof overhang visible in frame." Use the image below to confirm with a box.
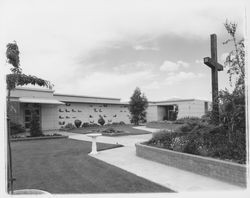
[19,97,64,105]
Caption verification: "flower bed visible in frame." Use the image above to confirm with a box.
[11,133,68,141]
[136,142,247,187]
[101,127,129,136]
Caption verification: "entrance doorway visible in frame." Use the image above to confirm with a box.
[24,103,41,131]
[163,105,174,120]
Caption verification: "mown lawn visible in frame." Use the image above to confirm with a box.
[11,139,173,193]
[68,124,151,135]
[146,122,183,131]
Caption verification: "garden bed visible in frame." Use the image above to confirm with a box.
[11,134,68,141]
[101,131,130,136]
[136,142,247,187]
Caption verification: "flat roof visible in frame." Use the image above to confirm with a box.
[149,98,211,104]
[54,93,121,101]
[15,87,54,93]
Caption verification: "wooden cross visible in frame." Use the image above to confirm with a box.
[203,34,223,124]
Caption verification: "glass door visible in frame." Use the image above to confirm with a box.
[24,103,41,131]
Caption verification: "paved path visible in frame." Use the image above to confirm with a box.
[45,128,243,192]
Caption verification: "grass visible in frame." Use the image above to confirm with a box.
[11,139,173,193]
[68,124,151,136]
[146,122,183,131]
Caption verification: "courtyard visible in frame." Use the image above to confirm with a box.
[11,125,243,193]
[11,138,173,193]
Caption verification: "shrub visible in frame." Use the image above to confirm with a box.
[146,123,246,164]
[10,122,25,135]
[64,123,75,130]
[30,110,43,137]
[89,123,99,127]
[111,122,120,126]
[119,121,125,125]
[74,119,82,128]
[98,115,105,126]
[82,122,90,127]
[102,127,124,134]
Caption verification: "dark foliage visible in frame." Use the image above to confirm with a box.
[29,109,43,137]
[98,115,105,126]
[146,123,246,164]
[74,120,82,128]
[82,122,90,128]
[10,122,25,135]
[128,87,148,125]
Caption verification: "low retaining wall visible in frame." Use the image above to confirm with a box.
[135,142,247,187]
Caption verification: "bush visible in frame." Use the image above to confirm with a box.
[64,123,75,130]
[119,121,125,125]
[98,115,105,126]
[82,122,90,127]
[29,109,43,137]
[146,123,246,164]
[74,119,82,128]
[102,127,124,134]
[89,123,99,127]
[10,122,25,135]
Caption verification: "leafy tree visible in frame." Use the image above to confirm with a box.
[128,87,148,125]
[218,21,245,143]
[6,41,52,193]
[6,41,52,136]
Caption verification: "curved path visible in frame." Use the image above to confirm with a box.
[50,128,242,192]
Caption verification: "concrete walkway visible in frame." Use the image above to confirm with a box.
[46,128,243,192]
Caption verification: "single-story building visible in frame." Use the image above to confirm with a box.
[8,87,211,131]
[147,99,211,122]
[8,87,130,131]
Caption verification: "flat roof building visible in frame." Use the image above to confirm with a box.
[8,87,211,131]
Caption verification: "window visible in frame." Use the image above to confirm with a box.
[204,102,208,114]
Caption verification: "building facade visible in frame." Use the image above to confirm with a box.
[147,99,211,122]
[9,87,130,131]
[8,87,211,131]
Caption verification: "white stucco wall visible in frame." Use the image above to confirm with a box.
[146,106,158,122]
[56,102,130,129]
[157,106,167,121]
[146,100,211,121]
[177,100,207,118]
[41,104,58,130]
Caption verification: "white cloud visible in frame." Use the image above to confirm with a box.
[195,59,203,64]
[113,61,154,73]
[56,70,156,100]
[164,72,204,85]
[177,60,189,68]
[133,45,159,51]
[142,81,160,90]
[160,60,189,71]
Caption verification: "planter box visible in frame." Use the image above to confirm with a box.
[11,135,68,142]
[135,142,247,187]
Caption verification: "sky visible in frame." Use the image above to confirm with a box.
[0,0,246,102]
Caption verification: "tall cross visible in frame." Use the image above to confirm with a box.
[203,34,223,124]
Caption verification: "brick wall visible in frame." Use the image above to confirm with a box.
[136,143,247,187]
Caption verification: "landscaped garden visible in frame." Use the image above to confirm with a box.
[11,138,174,193]
[145,116,246,164]
[146,120,183,131]
[144,21,247,165]
[61,122,152,136]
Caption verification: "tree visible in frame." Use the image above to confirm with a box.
[218,21,245,143]
[128,87,148,125]
[6,41,52,193]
